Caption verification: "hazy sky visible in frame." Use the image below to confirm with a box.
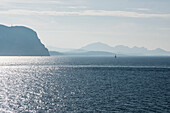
[0,0,170,50]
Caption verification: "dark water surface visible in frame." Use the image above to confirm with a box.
[0,56,170,113]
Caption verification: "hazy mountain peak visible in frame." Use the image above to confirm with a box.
[154,48,165,52]
[83,42,110,47]
[114,45,129,48]
[81,42,113,52]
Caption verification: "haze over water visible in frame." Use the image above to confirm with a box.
[0,56,170,112]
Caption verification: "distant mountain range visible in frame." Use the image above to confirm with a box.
[2,23,168,56]
[48,42,170,56]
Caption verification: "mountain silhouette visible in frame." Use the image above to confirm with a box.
[81,42,113,52]
[0,24,49,56]
[80,42,170,56]
[48,42,170,56]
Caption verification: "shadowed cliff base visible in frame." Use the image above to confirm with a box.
[0,24,49,56]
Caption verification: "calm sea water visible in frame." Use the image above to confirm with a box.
[0,56,170,113]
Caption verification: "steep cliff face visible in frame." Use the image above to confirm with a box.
[0,25,50,56]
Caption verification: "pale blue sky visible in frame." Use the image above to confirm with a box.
[0,0,170,50]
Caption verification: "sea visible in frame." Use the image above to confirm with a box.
[0,56,170,113]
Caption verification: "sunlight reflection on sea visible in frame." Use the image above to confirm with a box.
[0,56,170,112]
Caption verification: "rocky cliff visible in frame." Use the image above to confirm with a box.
[0,24,49,56]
